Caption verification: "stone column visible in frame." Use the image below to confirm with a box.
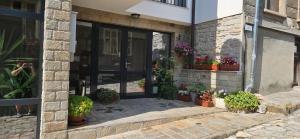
[40,0,72,138]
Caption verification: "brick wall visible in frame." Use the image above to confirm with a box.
[40,0,72,138]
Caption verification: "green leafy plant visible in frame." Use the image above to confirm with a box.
[138,79,145,89]
[195,60,220,65]
[224,91,260,112]
[68,95,93,117]
[159,83,178,100]
[94,88,119,104]
[187,83,206,94]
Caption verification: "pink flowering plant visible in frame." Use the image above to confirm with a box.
[221,56,238,65]
[174,42,193,57]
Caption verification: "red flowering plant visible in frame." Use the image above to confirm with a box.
[200,91,213,101]
[174,42,193,57]
[220,57,238,65]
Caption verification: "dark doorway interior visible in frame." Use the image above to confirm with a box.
[69,21,171,99]
[293,37,300,86]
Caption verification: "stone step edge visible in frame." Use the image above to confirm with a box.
[67,110,226,138]
[266,103,300,115]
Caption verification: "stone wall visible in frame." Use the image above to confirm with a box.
[194,14,242,63]
[0,116,36,139]
[174,69,243,92]
[40,0,72,138]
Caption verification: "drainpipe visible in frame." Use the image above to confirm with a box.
[245,0,262,92]
[191,0,196,59]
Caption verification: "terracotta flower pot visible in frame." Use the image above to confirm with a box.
[201,100,214,107]
[193,64,219,71]
[219,64,239,71]
[177,94,192,102]
[68,114,86,126]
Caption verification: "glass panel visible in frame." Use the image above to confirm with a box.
[99,28,122,71]
[0,15,41,100]
[266,0,279,12]
[126,31,147,95]
[97,73,120,93]
[0,0,41,13]
[152,32,171,94]
[69,24,92,95]
[0,105,37,138]
[127,31,147,72]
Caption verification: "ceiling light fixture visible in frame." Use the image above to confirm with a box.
[131,13,140,19]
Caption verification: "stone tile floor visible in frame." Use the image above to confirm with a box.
[227,109,300,139]
[84,98,224,126]
[99,112,284,139]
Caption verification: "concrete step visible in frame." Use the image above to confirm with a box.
[263,89,300,115]
[67,106,225,139]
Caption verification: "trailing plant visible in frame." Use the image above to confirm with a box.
[94,88,119,104]
[224,91,260,113]
[68,95,93,117]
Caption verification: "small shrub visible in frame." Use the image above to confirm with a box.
[69,95,93,117]
[159,83,178,100]
[95,88,119,104]
[224,91,260,113]
[138,79,145,89]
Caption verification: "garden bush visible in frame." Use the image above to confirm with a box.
[69,95,93,117]
[94,88,119,104]
[224,91,260,113]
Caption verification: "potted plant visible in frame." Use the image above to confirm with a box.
[174,42,193,58]
[200,91,214,107]
[177,84,191,102]
[159,82,178,100]
[224,91,260,113]
[187,83,206,102]
[214,90,228,109]
[94,88,119,104]
[219,56,239,71]
[138,79,145,91]
[68,95,93,126]
[183,57,193,69]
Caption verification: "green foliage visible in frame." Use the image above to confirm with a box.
[195,60,220,65]
[94,88,119,104]
[68,95,93,117]
[187,83,206,94]
[224,91,260,112]
[138,79,145,88]
[158,83,178,100]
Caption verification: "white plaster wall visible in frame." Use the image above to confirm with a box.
[127,0,192,25]
[195,0,243,24]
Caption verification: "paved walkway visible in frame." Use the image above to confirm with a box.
[227,109,300,139]
[99,112,283,139]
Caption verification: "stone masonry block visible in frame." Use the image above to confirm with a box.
[55,71,69,81]
[43,71,54,81]
[41,130,67,139]
[45,40,63,50]
[60,101,68,110]
[56,91,68,101]
[53,31,70,41]
[62,1,71,11]
[44,61,61,71]
[44,81,62,91]
[43,91,56,102]
[53,10,70,21]
[55,111,67,121]
[61,81,69,91]
[46,19,58,30]
[44,102,60,112]
[43,121,67,133]
[54,51,70,61]
[61,62,70,71]
[68,129,97,139]
[44,51,54,60]
[58,21,70,31]
[45,0,62,10]
[43,112,55,122]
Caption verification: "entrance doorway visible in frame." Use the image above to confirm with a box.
[294,37,300,86]
[70,22,171,98]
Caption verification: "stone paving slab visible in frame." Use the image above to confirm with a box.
[99,112,284,139]
[68,98,224,139]
[227,109,300,139]
[263,89,300,115]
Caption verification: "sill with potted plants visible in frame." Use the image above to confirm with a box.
[219,56,239,71]
[176,84,191,102]
[193,56,220,71]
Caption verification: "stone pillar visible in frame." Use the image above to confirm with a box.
[40,0,72,138]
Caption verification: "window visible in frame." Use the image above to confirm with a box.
[264,0,286,16]
[102,29,132,56]
[0,0,43,138]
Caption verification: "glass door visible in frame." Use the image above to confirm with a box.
[125,31,148,97]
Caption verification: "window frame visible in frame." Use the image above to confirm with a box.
[264,0,287,18]
[0,1,44,138]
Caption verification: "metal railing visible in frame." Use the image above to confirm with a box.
[152,0,187,7]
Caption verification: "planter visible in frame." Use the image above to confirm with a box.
[177,94,192,102]
[201,100,214,107]
[214,98,226,109]
[219,64,239,71]
[193,64,219,71]
[194,97,201,106]
[68,114,86,126]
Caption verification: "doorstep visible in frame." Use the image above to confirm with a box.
[263,87,300,115]
[67,98,225,139]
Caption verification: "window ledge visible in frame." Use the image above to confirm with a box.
[264,9,287,19]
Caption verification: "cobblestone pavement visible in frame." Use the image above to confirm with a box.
[99,112,283,139]
[227,110,300,139]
